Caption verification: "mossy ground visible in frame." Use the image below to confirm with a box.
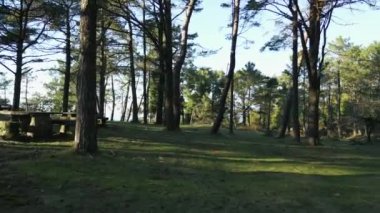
[1,123,379,212]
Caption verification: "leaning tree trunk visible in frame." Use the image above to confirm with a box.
[127,100,133,122]
[173,0,197,129]
[278,88,293,138]
[120,81,130,122]
[127,13,139,123]
[211,0,240,134]
[74,0,98,154]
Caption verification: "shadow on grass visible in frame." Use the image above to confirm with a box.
[9,152,380,213]
[1,122,380,212]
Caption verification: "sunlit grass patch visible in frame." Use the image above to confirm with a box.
[1,122,380,212]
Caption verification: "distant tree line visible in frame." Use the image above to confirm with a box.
[0,0,378,153]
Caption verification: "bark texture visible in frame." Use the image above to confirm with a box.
[62,6,72,112]
[298,0,321,145]
[173,0,197,129]
[142,0,148,124]
[163,0,175,130]
[127,12,139,123]
[278,88,293,138]
[74,0,98,153]
[211,0,240,134]
[291,0,301,143]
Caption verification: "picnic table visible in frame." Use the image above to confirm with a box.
[0,104,12,110]
[0,111,108,139]
[0,111,56,138]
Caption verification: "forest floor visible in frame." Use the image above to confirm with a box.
[1,123,380,212]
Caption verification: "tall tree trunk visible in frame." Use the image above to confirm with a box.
[110,75,116,121]
[12,1,26,110]
[98,17,107,119]
[291,0,301,143]
[327,84,333,125]
[337,66,342,139]
[307,80,320,145]
[247,89,251,126]
[12,43,23,110]
[24,74,28,111]
[147,69,152,123]
[127,100,133,122]
[242,96,247,126]
[62,8,71,112]
[211,0,240,134]
[155,1,165,125]
[247,111,251,126]
[142,0,148,124]
[75,0,98,154]
[279,88,293,138]
[120,81,130,122]
[173,0,197,129]
[137,91,144,112]
[127,13,139,123]
[266,93,272,134]
[364,118,373,143]
[259,106,263,128]
[327,83,334,137]
[155,70,164,124]
[302,69,307,133]
[163,0,175,131]
[298,0,321,145]
[229,76,234,134]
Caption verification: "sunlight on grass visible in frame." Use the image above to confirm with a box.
[2,123,380,212]
[223,161,374,176]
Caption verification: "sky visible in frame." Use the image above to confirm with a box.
[190,1,380,77]
[1,0,380,113]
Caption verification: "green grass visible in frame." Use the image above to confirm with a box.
[1,122,380,212]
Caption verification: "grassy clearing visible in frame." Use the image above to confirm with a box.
[1,122,380,212]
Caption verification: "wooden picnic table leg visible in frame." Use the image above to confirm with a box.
[6,117,19,139]
[27,114,53,139]
[5,114,30,139]
[59,113,75,134]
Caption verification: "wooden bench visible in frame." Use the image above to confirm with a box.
[51,112,108,126]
